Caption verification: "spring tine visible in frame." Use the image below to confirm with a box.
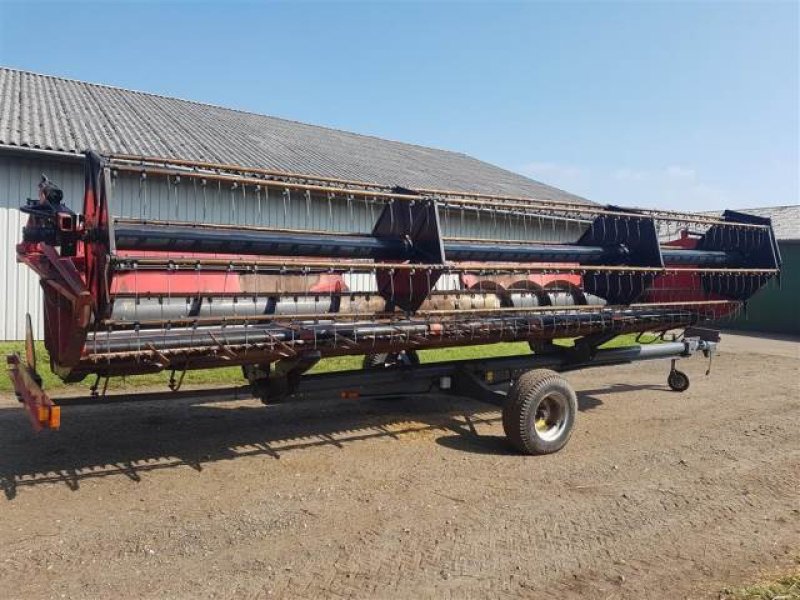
[242,180,249,224]
[172,174,182,222]
[347,193,354,231]
[521,209,528,239]
[408,268,415,314]
[163,172,171,223]
[283,187,290,227]
[389,268,395,307]
[139,170,147,220]
[304,189,312,225]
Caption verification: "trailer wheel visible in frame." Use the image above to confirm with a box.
[363,350,420,369]
[503,369,577,455]
[667,369,690,392]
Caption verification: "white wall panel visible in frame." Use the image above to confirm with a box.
[0,153,84,340]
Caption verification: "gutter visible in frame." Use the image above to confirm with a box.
[0,144,84,163]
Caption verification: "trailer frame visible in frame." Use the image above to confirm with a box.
[9,327,718,454]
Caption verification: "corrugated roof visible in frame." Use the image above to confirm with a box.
[703,205,800,241]
[0,67,590,203]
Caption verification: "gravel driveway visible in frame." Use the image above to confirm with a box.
[1,335,798,599]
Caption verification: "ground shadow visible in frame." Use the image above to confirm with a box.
[435,434,514,455]
[577,382,667,412]
[0,382,667,498]
[0,392,501,500]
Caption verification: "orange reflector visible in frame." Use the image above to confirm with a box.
[36,405,61,429]
[340,390,359,399]
[48,406,61,430]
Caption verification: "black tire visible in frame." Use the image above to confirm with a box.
[667,369,690,392]
[363,350,420,369]
[502,369,577,455]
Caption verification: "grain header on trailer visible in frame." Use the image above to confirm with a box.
[7,152,781,454]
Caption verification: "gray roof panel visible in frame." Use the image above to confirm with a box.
[0,67,590,203]
[703,205,800,241]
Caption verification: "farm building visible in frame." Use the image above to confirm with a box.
[0,67,589,341]
[712,205,799,335]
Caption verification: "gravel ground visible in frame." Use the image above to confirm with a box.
[0,336,798,599]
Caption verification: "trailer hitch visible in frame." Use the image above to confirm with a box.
[6,353,60,431]
[5,314,60,430]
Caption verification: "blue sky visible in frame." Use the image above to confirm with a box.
[1,1,797,210]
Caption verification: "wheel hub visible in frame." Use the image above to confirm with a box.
[534,393,568,441]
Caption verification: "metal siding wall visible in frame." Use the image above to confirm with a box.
[716,241,800,335]
[112,172,380,234]
[438,205,585,243]
[110,172,586,241]
[0,153,84,340]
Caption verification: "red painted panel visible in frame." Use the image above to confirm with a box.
[111,271,243,295]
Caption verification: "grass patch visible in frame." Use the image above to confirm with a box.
[0,332,658,394]
[720,573,800,600]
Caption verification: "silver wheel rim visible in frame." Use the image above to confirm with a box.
[533,392,568,442]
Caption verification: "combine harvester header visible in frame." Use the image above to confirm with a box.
[7,152,781,454]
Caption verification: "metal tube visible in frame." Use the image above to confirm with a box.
[114,223,409,259]
[114,222,740,267]
[575,342,688,365]
[110,256,779,275]
[443,241,616,262]
[661,249,735,266]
